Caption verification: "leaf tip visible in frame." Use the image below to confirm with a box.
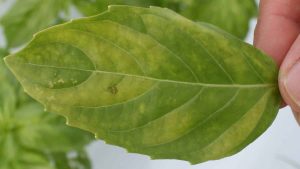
[3,54,11,64]
[3,54,16,73]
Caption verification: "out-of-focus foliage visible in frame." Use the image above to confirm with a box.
[0,0,70,48]
[0,0,257,48]
[71,0,163,16]
[0,49,93,169]
[52,150,91,169]
[71,0,257,39]
[180,0,257,39]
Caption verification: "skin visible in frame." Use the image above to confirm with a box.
[255,0,300,125]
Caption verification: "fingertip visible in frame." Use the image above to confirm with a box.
[279,35,300,125]
[253,0,300,66]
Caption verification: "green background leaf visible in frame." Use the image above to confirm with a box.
[71,0,163,16]
[72,0,257,38]
[0,0,256,49]
[5,6,280,164]
[0,0,70,48]
[179,0,257,39]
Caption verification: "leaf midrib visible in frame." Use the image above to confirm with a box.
[22,63,276,88]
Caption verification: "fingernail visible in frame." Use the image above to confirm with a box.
[285,61,300,108]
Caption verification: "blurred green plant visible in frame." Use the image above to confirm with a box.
[72,0,257,39]
[0,0,70,48]
[0,49,93,169]
[0,0,257,49]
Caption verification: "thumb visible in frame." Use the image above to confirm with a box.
[279,35,300,125]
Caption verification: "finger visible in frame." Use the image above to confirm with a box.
[279,34,300,126]
[254,0,300,66]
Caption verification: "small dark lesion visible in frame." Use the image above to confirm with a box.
[108,85,118,95]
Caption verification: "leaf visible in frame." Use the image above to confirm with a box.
[0,99,93,169]
[0,0,70,48]
[0,48,8,57]
[178,0,257,39]
[71,0,110,16]
[1,49,42,105]
[0,50,16,119]
[5,6,280,164]
[0,147,91,169]
[15,102,93,153]
[0,95,93,168]
[0,49,11,81]
[0,81,16,124]
[1,51,92,168]
[0,148,55,169]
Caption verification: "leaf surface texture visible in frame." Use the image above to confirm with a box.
[5,6,280,164]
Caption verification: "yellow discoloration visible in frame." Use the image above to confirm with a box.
[139,103,145,113]
[47,96,55,102]
[48,81,54,88]
[57,79,65,84]
[71,78,78,84]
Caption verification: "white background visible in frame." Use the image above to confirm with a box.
[0,1,299,169]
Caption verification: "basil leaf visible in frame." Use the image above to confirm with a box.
[0,148,54,169]
[0,51,16,120]
[0,0,70,48]
[0,147,91,169]
[1,51,92,168]
[71,0,110,16]
[15,102,93,152]
[0,82,16,123]
[5,6,280,164]
[0,48,8,57]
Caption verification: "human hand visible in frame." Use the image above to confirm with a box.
[255,0,300,125]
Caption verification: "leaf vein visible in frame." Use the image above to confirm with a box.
[143,89,240,148]
[23,63,276,89]
[108,87,205,133]
[182,90,269,158]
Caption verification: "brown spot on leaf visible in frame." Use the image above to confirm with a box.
[108,85,118,95]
